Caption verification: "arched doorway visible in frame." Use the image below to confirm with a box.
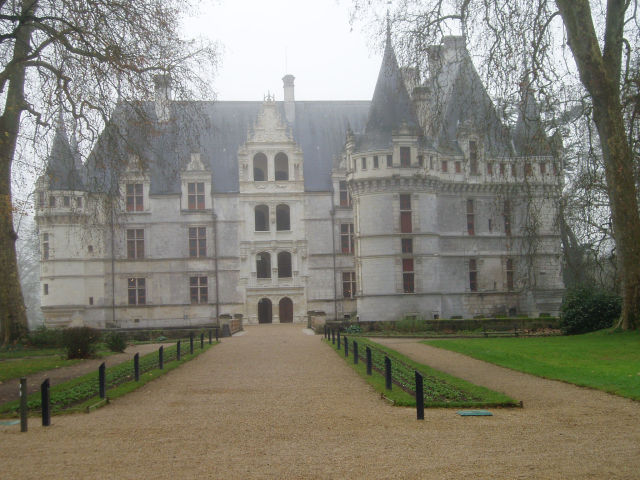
[279,297,293,323]
[258,298,272,324]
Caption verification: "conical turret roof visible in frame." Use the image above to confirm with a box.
[512,80,552,156]
[45,118,84,191]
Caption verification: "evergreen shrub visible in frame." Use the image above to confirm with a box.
[28,326,63,348]
[62,327,101,359]
[104,332,127,352]
[560,285,621,334]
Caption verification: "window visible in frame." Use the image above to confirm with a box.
[127,277,146,305]
[63,196,70,207]
[43,284,49,295]
[276,204,290,231]
[524,163,532,177]
[402,258,414,293]
[88,245,94,253]
[511,164,517,177]
[418,155,424,166]
[400,147,410,167]
[386,154,392,167]
[42,233,49,260]
[401,238,413,253]
[89,297,93,305]
[49,196,56,208]
[277,251,292,278]
[361,157,367,170]
[342,272,356,298]
[190,276,208,304]
[373,156,379,168]
[429,156,434,170]
[340,223,354,254]
[188,227,206,257]
[441,160,448,173]
[504,200,512,236]
[469,140,478,174]
[487,163,493,175]
[256,252,271,278]
[126,229,144,259]
[188,182,205,210]
[400,194,412,233]
[76,197,82,208]
[253,153,267,181]
[455,161,462,173]
[38,191,45,208]
[553,163,559,175]
[466,199,475,236]
[126,183,143,211]
[539,162,546,175]
[506,258,514,291]
[255,205,269,231]
[275,152,289,180]
[488,219,493,232]
[469,259,478,292]
[500,163,505,176]
[339,181,351,207]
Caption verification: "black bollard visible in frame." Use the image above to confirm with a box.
[134,353,140,381]
[209,329,212,345]
[200,333,204,349]
[215,326,219,342]
[324,326,327,339]
[353,341,358,364]
[344,336,349,357]
[366,347,372,375]
[331,329,335,344]
[337,331,341,349]
[177,340,181,361]
[159,346,164,369]
[415,371,424,420]
[99,362,106,399]
[384,356,392,390]
[41,379,51,427]
[19,377,27,432]
[190,333,194,354]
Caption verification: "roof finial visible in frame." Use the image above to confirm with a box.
[386,9,391,45]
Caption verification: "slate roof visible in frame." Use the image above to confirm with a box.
[512,87,553,156]
[45,123,84,191]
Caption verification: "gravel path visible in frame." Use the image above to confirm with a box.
[0,343,164,405]
[1,325,638,479]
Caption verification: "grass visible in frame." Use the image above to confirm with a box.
[325,337,518,408]
[423,329,640,401]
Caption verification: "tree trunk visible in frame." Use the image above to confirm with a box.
[0,1,37,344]
[557,0,640,329]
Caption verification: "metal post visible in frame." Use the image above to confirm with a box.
[337,331,341,349]
[209,329,212,345]
[177,340,181,361]
[415,371,424,420]
[19,377,27,432]
[353,341,358,364]
[215,326,219,342]
[324,325,327,339]
[384,356,392,390]
[331,329,335,344]
[190,333,194,354]
[159,346,164,369]
[41,379,51,427]
[134,353,140,381]
[366,347,372,375]
[99,362,106,399]
[200,333,204,349]
[344,336,349,357]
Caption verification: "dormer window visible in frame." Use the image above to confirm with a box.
[49,196,56,208]
[38,191,45,208]
[275,153,289,180]
[126,183,143,212]
[253,153,267,181]
[188,182,205,210]
[400,147,410,167]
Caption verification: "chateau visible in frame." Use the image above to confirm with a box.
[35,33,564,329]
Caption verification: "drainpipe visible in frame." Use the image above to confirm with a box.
[330,186,338,323]
[110,197,116,327]
[212,210,220,328]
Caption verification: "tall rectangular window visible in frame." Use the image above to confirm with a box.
[467,199,475,236]
[373,156,379,168]
[188,182,205,210]
[525,163,533,177]
[127,277,146,305]
[386,154,392,167]
[63,196,70,207]
[506,258,514,291]
[504,200,512,236]
[469,259,478,292]
[49,196,56,208]
[418,155,424,166]
[539,162,546,175]
[441,160,448,172]
[190,276,208,304]
[400,194,412,233]
[487,163,493,175]
[42,233,49,260]
[511,164,517,177]
[500,163,505,176]
[126,229,144,259]
[340,223,354,254]
[339,181,351,207]
[43,284,49,295]
[126,183,143,212]
[455,161,462,173]
[403,258,414,293]
[400,147,411,167]
[361,157,367,170]
[76,197,82,208]
[189,227,206,257]
[38,191,45,208]
[401,238,413,253]
[469,140,478,174]
[342,272,356,298]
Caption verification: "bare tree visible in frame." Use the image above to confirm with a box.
[0,0,217,344]
[353,0,640,329]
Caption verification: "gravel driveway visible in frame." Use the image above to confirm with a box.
[1,325,638,479]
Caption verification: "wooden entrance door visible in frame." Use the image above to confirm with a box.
[279,297,293,323]
[258,298,272,324]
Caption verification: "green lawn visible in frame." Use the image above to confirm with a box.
[423,330,640,401]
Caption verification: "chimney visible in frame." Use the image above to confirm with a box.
[282,74,295,124]
[154,74,171,122]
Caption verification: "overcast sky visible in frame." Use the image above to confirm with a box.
[185,0,383,101]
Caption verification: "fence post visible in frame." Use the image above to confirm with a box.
[344,336,349,357]
[415,371,424,420]
[200,333,204,349]
[190,333,194,354]
[177,340,181,361]
[384,356,392,390]
[337,331,341,349]
[353,341,358,364]
[99,362,106,399]
[215,326,219,342]
[134,353,140,381]
[331,329,335,344]
[41,379,51,427]
[19,377,27,432]
[209,329,212,345]
[324,326,327,339]
[159,346,164,370]
[366,347,372,375]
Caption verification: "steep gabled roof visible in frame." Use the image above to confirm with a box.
[45,121,84,191]
[512,84,553,156]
